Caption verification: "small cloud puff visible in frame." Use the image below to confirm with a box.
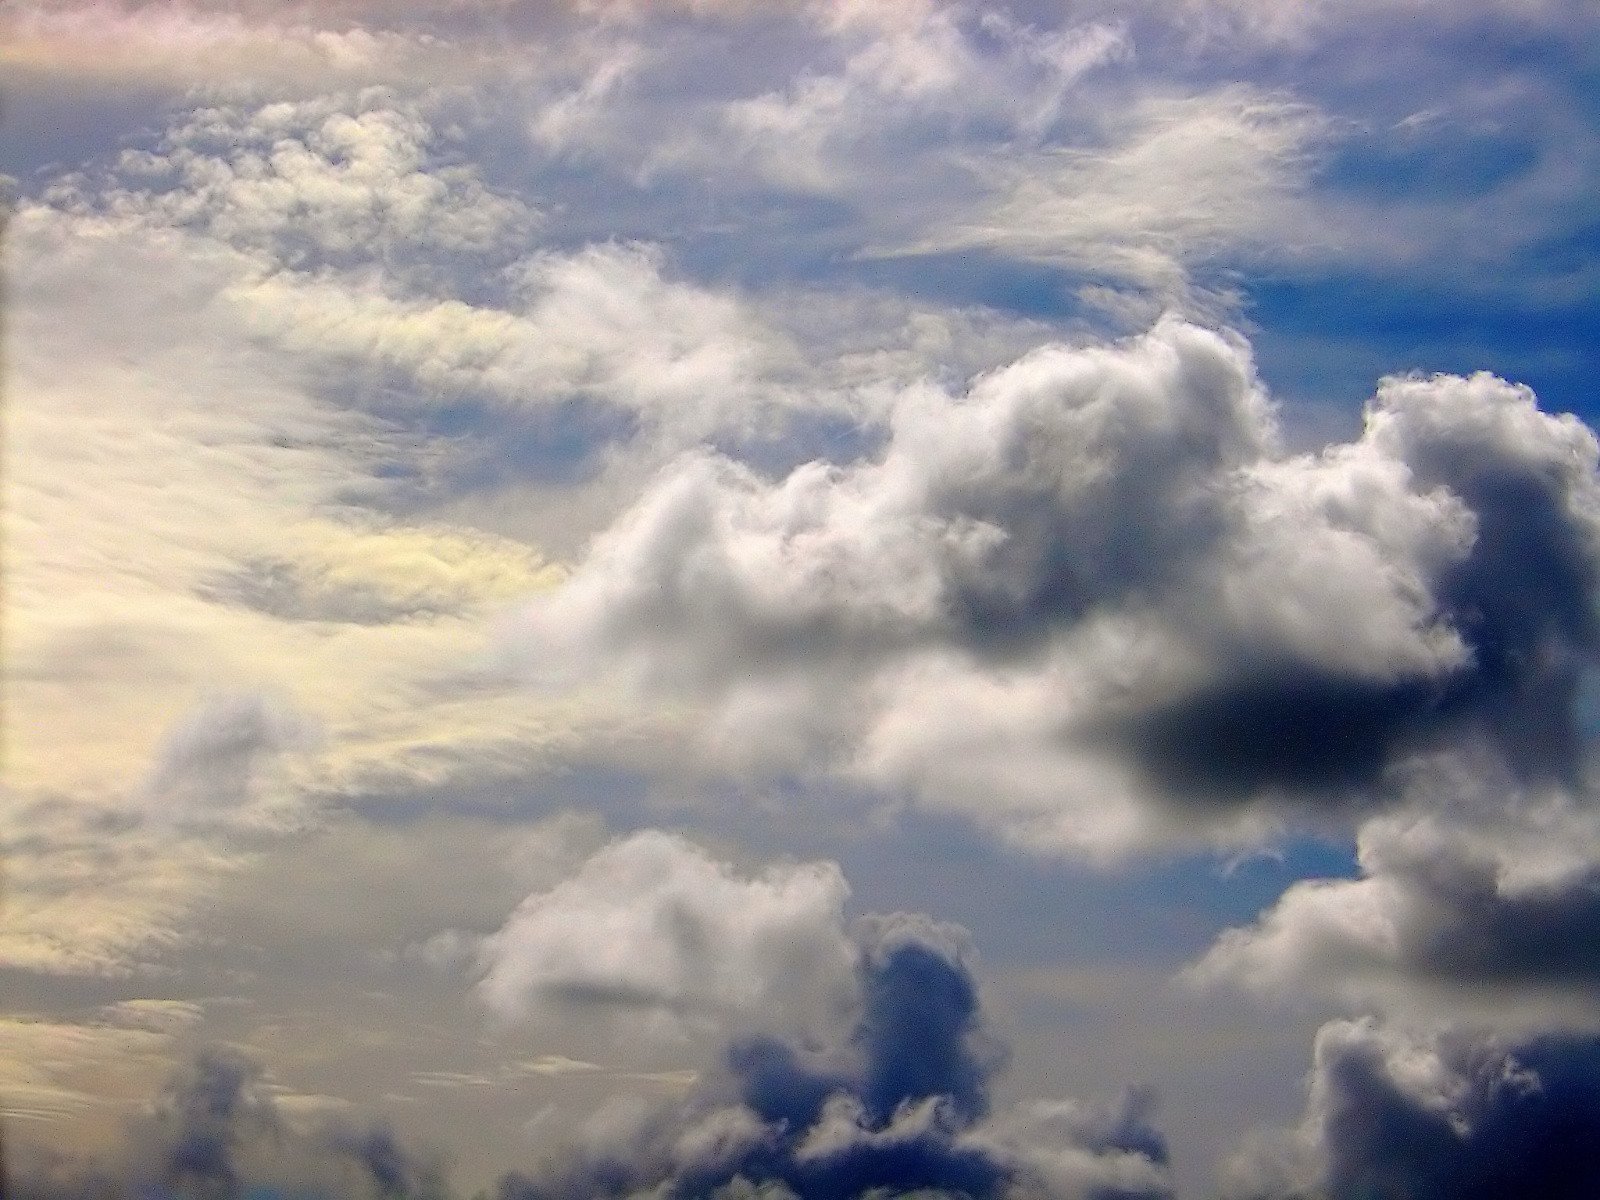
[475,830,859,1043]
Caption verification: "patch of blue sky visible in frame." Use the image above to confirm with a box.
[1244,252,1600,426]
[0,78,181,184]
[1322,128,1541,201]
[352,749,1360,975]
[836,813,1359,971]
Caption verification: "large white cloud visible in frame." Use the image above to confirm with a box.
[507,318,1600,854]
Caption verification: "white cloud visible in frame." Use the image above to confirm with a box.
[901,86,1336,308]
[476,830,858,1043]
[3,116,592,976]
[61,91,536,268]
[505,320,1600,855]
[1190,765,1600,1030]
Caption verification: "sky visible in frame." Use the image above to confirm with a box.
[4,2,1600,1198]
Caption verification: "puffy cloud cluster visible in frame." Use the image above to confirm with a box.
[1192,788,1600,1029]
[1225,1018,1600,1200]
[510,319,1600,854]
[475,831,860,1042]
[496,910,1171,1200]
[59,91,535,270]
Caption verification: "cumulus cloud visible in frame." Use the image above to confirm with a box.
[475,830,859,1042]
[1224,1017,1600,1200]
[9,1,1600,1191]
[1190,777,1600,1028]
[495,910,1171,1200]
[507,319,1600,854]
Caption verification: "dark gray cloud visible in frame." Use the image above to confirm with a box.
[8,1048,448,1200]
[143,692,318,832]
[1226,1018,1600,1200]
[1192,798,1600,1027]
[510,321,1600,852]
[496,912,1170,1200]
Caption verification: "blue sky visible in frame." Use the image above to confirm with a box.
[6,3,1600,1199]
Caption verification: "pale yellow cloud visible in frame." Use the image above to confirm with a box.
[2,181,584,978]
[0,1015,174,1128]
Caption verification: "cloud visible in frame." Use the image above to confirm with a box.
[142,691,320,830]
[475,830,859,1042]
[60,90,537,271]
[1149,0,1598,50]
[0,1,487,93]
[3,156,578,976]
[8,1048,450,1200]
[495,909,1171,1200]
[506,318,1600,854]
[1190,776,1600,1029]
[705,7,1130,195]
[200,521,562,627]
[0,1014,176,1125]
[7,899,1171,1200]
[0,689,319,976]
[227,241,804,449]
[900,86,1336,309]
[1224,1017,1600,1200]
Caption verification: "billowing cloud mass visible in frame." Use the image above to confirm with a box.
[1192,790,1600,1029]
[495,909,1171,1200]
[511,320,1600,854]
[1225,1018,1600,1200]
